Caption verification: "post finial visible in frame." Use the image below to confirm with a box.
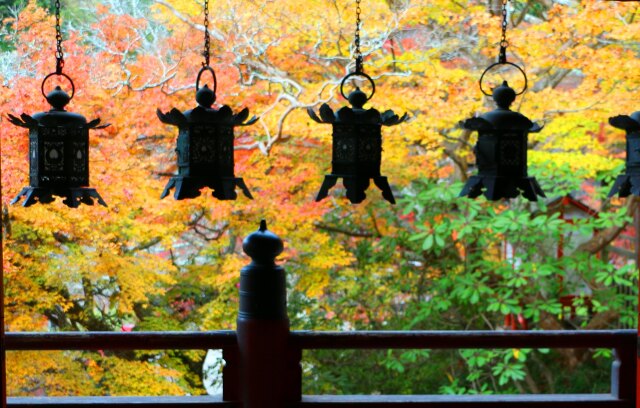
[243,220,283,264]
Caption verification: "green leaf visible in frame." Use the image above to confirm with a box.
[423,235,434,250]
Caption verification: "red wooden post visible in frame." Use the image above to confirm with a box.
[236,221,301,408]
[635,205,640,408]
[1,134,6,408]
[612,343,636,401]
[222,346,240,401]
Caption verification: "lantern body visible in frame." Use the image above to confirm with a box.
[7,87,107,207]
[332,122,382,178]
[607,112,640,197]
[459,82,544,201]
[29,110,88,188]
[307,89,407,204]
[157,86,257,200]
[174,123,233,180]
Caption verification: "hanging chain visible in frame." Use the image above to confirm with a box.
[203,0,210,67]
[354,0,363,73]
[55,0,64,74]
[498,0,509,63]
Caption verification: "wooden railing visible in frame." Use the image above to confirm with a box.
[5,329,636,407]
[5,224,638,407]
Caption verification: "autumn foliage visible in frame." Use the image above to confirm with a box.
[1,0,638,395]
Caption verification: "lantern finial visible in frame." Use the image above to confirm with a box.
[493,81,516,109]
[196,84,215,108]
[348,87,367,109]
[46,86,71,110]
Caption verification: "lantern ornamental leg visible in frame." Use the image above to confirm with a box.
[315,176,339,202]
[233,178,253,200]
[373,176,396,204]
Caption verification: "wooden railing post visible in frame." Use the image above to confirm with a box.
[236,221,299,408]
[611,341,637,401]
[222,345,240,401]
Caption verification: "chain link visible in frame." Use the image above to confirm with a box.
[203,0,210,67]
[498,0,509,63]
[55,0,64,74]
[354,0,363,72]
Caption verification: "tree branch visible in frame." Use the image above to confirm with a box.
[442,128,472,181]
[125,237,162,254]
[576,196,638,254]
[314,222,376,238]
[153,0,223,41]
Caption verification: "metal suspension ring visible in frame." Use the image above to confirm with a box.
[479,61,527,96]
[41,72,75,100]
[196,65,218,95]
[478,0,527,96]
[340,71,375,101]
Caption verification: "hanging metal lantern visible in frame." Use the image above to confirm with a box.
[157,0,256,201]
[157,68,257,200]
[308,75,407,204]
[7,2,107,208]
[460,80,544,201]
[459,0,544,202]
[307,0,407,204]
[607,112,640,197]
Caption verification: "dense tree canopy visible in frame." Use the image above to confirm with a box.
[1,0,638,396]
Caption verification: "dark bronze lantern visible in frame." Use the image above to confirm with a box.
[157,68,257,200]
[459,0,544,202]
[308,78,407,204]
[459,81,544,201]
[157,0,256,201]
[607,112,640,197]
[307,0,407,204]
[7,1,107,208]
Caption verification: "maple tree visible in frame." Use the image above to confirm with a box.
[0,0,638,396]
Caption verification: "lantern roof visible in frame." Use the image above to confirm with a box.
[609,111,640,132]
[158,105,257,128]
[462,82,542,132]
[308,101,407,127]
[157,83,257,129]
